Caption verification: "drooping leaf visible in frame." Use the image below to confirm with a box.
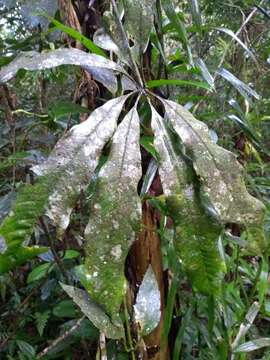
[83,65,118,94]
[122,0,155,56]
[234,338,270,353]
[32,95,131,234]
[150,104,225,294]
[134,265,161,336]
[0,48,125,84]
[195,58,215,89]
[189,0,202,30]
[60,283,124,339]
[93,28,121,56]
[84,103,142,317]
[161,0,193,65]
[216,68,260,103]
[160,99,267,254]
[216,27,257,64]
[27,262,53,284]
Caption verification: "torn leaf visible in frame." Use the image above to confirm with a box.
[84,103,142,316]
[134,265,161,336]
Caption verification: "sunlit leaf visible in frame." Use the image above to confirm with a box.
[134,265,161,336]
[0,48,125,84]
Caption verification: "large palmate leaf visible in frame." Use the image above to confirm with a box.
[32,95,131,234]
[0,48,125,84]
[0,95,130,274]
[151,105,225,294]
[122,0,155,56]
[84,103,142,317]
[160,99,267,254]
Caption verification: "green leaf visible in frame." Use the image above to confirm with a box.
[27,262,52,283]
[134,265,161,336]
[53,300,77,318]
[195,58,214,89]
[122,0,155,57]
[258,258,269,305]
[0,48,125,84]
[16,340,35,359]
[146,79,211,90]
[48,101,90,120]
[140,136,158,160]
[62,249,80,260]
[161,0,193,65]
[35,311,50,336]
[234,338,270,353]
[216,27,257,64]
[60,283,124,339]
[190,0,202,31]
[84,103,142,316]
[45,14,106,57]
[160,99,267,254]
[150,104,225,294]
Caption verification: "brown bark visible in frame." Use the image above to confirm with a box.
[128,202,168,360]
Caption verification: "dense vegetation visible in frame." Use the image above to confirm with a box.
[0,0,270,359]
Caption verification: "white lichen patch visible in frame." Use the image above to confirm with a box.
[110,245,122,260]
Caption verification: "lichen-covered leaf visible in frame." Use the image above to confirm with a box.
[134,265,161,336]
[32,95,130,234]
[151,105,225,294]
[60,283,124,339]
[84,103,142,316]
[83,65,118,94]
[122,0,155,56]
[0,48,125,84]
[161,99,267,254]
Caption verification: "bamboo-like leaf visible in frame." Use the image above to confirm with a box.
[147,78,211,90]
[122,0,155,56]
[60,283,124,339]
[134,265,161,335]
[161,99,266,253]
[32,95,131,234]
[0,48,125,84]
[216,27,257,64]
[216,68,260,103]
[195,58,215,89]
[84,103,142,316]
[190,0,202,30]
[150,104,225,294]
[161,0,193,65]
[234,338,270,353]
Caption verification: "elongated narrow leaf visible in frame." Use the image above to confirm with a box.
[161,0,193,65]
[123,0,155,56]
[0,48,125,84]
[232,302,260,350]
[60,283,124,339]
[195,58,215,89]
[161,99,267,254]
[84,103,142,316]
[147,79,211,90]
[190,0,202,30]
[134,265,161,336]
[234,338,270,353]
[216,27,257,64]
[83,66,118,94]
[32,95,130,234]
[216,68,260,103]
[45,15,106,57]
[150,104,225,294]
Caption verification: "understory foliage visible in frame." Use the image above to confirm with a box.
[0,0,270,359]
